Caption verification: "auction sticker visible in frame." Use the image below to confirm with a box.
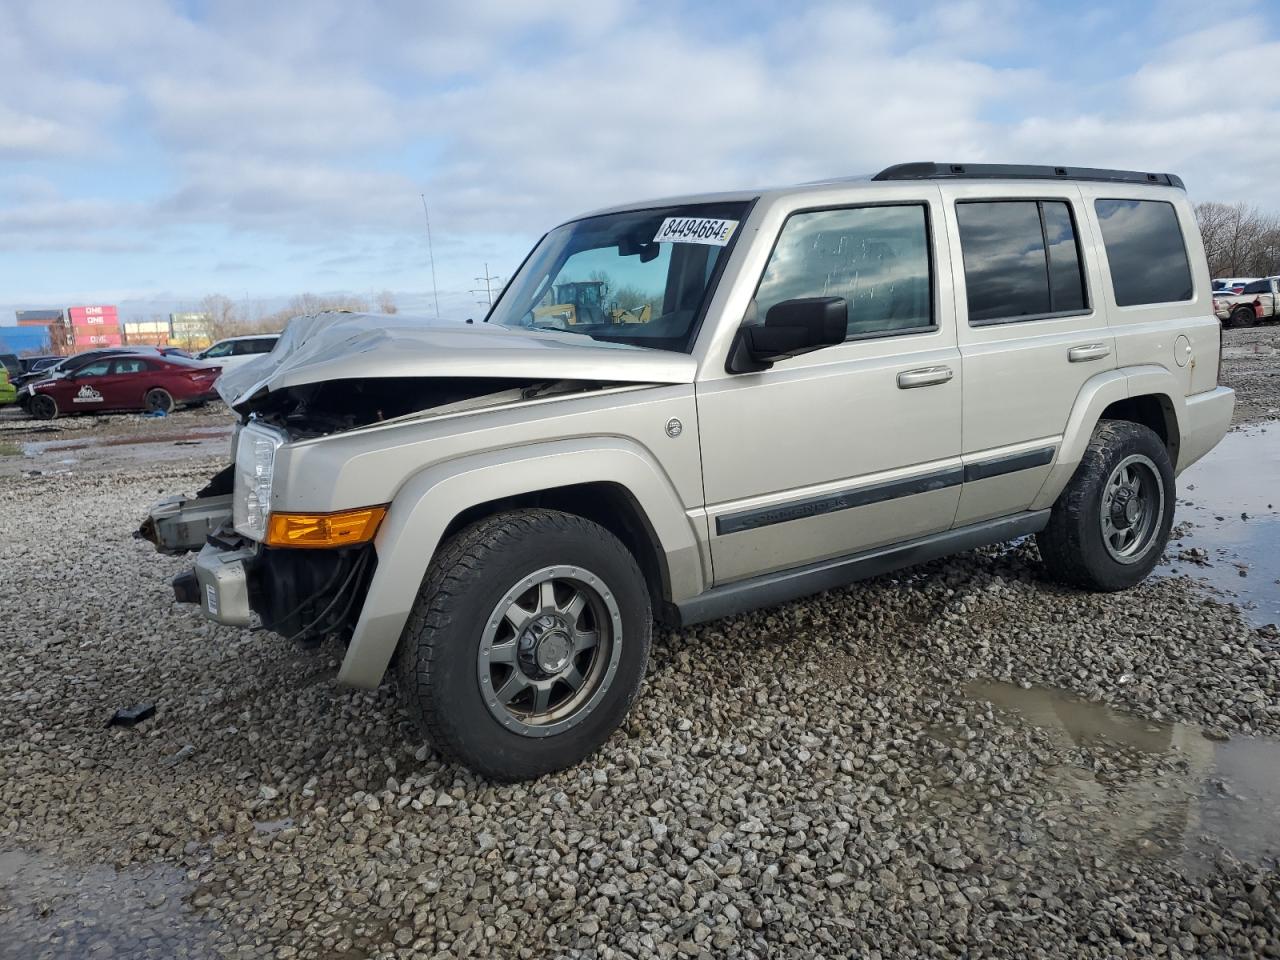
[654,217,738,246]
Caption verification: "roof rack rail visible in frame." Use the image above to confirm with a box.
[873,162,1184,190]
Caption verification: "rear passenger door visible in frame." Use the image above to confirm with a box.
[941,184,1115,526]
[106,357,152,408]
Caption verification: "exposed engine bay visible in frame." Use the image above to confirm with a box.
[242,376,615,439]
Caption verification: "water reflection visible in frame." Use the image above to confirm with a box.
[1163,425,1280,628]
[0,849,221,959]
[969,680,1280,876]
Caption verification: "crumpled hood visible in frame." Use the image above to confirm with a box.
[218,311,697,409]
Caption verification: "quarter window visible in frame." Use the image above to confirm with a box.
[1093,199,1193,306]
[755,204,933,338]
[956,200,1088,324]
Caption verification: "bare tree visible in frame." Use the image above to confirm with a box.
[200,294,241,341]
[1195,201,1280,278]
[375,290,398,314]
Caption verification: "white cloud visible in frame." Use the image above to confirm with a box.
[1,0,1278,308]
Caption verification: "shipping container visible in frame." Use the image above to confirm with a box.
[68,305,118,319]
[16,309,65,327]
[123,320,170,347]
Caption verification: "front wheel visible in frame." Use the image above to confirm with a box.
[397,509,652,781]
[28,394,57,420]
[1037,420,1175,591]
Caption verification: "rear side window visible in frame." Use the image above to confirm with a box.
[1093,199,1193,306]
[755,203,933,339]
[956,200,1088,324]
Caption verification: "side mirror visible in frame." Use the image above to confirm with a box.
[727,297,847,373]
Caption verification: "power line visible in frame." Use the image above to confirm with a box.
[419,194,441,320]
[470,263,501,309]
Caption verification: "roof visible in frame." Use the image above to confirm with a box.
[213,333,282,343]
[574,161,1185,222]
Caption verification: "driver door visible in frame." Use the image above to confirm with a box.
[696,190,964,584]
[63,358,113,411]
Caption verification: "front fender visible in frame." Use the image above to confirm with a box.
[337,437,705,688]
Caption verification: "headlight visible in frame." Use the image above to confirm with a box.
[233,423,285,541]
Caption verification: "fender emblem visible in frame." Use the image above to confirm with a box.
[665,418,683,438]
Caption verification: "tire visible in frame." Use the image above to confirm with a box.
[1230,305,1255,329]
[397,508,652,781]
[144,388,174,414]
[28,394,57,420]
[1037,420,1175,592]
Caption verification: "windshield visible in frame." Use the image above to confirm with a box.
[491,201,750,352]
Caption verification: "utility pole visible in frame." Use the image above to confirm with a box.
[470,263,501,310]
[419,194,442,320]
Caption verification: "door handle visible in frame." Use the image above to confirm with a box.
[1068,343,1110,363]
[896,365,954,389]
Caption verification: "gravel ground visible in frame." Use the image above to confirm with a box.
[1221,323,1280,424]
[1,333,1278,958]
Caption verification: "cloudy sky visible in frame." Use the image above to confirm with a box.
[1,0,1277,322]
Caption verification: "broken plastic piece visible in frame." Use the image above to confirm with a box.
[107,703,156,727]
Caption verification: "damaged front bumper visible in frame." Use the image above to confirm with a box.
[140,494,373,639]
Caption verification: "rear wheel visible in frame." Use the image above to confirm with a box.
[397,509,652,781]
[144,388,174,414]
[28,394,57,420]
[1037,420,1174,591]
[1230,305,1256,328]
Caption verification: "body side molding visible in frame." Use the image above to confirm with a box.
[675,510,1050,627]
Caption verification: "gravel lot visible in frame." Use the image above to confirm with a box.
[1,328,1279,959]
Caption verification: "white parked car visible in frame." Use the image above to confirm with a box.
[196,334,280,372]
[142,162,1234,780]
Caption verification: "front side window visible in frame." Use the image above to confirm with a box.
[1241,280,1270,295]
[491,201,750,352]
[1094,198,1193,306]
[203,341,234,359]
[111,358,148,374]
[754,204,932,338]
[956,200,1088,324]
[75,360,112,377]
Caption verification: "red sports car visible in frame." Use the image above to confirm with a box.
[25,354,222,420]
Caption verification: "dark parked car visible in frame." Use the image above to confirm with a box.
[19,355,60,374]
[25,354,221,420]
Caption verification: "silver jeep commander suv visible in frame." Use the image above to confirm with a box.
[142,162,1235,781]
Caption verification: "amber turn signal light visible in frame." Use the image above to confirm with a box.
[265,506,387,548]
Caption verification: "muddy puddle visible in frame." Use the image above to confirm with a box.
[0,848,223,959]
[1162,425,1280,629]
[968,680,1280,877]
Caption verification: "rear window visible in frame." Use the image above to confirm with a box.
[956,200,1088,324]
[1093,199,1193,306]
